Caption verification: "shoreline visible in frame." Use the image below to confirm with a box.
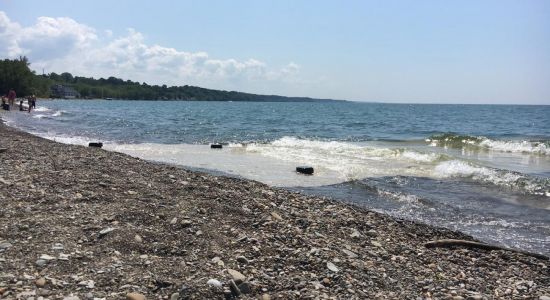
[0,120,549,299]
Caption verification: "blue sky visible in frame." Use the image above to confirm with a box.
[1,0,549,104]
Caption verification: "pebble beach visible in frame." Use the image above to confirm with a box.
[1,119,549,299]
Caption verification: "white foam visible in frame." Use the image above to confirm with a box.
[52,110,65,117]
[434,160,548,196]
[244,137,439,181]
[34,106,51,112]
[479,138,550,155]
[401,150,441,162]
[32,114,47,119]
[36,133,99,146]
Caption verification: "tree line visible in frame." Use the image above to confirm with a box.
[1,57,334,102]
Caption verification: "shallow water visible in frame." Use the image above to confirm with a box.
[3,100,549,255]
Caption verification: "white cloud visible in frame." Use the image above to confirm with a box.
[0,11,303,93]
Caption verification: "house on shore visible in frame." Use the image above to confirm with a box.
[50,85,81,99]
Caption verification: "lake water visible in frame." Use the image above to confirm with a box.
[3,100,550,255]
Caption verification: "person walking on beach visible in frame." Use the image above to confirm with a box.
[7,88,16,109]
[27,96,33,113]
[31,95,36,109]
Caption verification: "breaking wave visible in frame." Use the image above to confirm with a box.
[434,160,550,197]
[427,133,550,155]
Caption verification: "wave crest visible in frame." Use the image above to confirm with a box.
[427,133,550,155]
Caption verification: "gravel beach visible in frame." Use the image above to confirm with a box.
[0,120,549,299]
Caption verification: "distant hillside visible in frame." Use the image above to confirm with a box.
[43,73,339,102]
[1,57,340,102]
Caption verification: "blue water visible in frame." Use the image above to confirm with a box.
[3,100,550,255]
[12,100,550,144]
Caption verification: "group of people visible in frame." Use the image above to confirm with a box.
[1,88,36,112]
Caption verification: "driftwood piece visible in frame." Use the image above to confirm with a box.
[425,239,549,260]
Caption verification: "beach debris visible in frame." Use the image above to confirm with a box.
[88,142,103,148]
[425,239,549,260]
[296,166,314,175]
[210,143,223,149]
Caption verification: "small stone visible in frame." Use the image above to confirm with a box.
[37,288,51,296]
[99,227,114,237]
[371,241,382,247]
[52,243,64,250]
[229,280,241,296]
[170,292,179,300]
[350,229,361,238]
[260,294,271,300]
[0,241,12,249]
[327,261,339,272]
[366,229,378,237]
[78,280,95,289]
[238,282,251,294]
[227,269,246,283]
[35,277,46,287]
[540,296,550,300]
[270,212,282,221]
[39,254,56,260]
[236,255,249,264]
[35,259,48,267]
[134,235,143,243]
[195,230,202,236]
[63,296,80,300]
[127,190,138,195]
[170,217,177,225]
[207,279,222,288]
[126,292,146,300]
[322,278,331,285]
[342,249,358,258]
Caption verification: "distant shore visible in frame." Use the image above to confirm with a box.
[0,119,549,299]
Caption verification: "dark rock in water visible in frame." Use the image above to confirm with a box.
[89,142,103,148]
[296,166,314,175]
[210,144,223,149]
